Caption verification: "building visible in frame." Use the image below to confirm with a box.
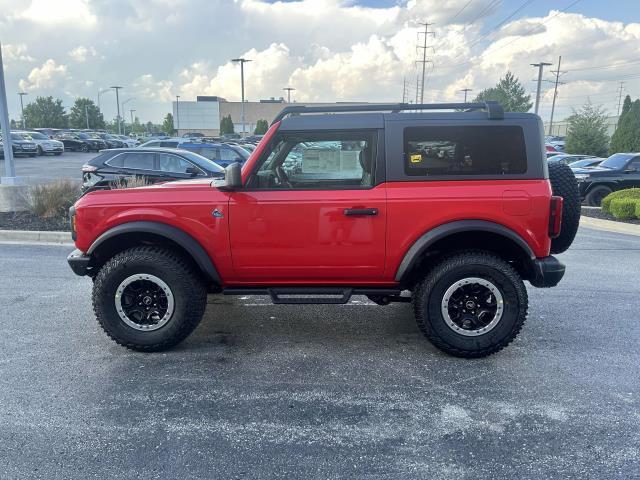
[172,97,366,136]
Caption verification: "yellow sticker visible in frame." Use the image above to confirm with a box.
[410,154,422,164]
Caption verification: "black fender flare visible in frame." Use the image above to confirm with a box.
[394,220,536,282]
[87,221,221,284]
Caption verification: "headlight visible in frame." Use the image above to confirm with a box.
[574,174,589,181]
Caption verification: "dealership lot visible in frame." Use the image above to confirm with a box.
[0,227,638,479]
[0,151,94,185]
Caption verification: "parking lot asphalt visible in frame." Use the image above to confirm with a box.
[0,151,95,185]
[0,227,639,479]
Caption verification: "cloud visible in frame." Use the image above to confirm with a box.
[15,0,97,27]
[19,59,68,92]
[2,44,35,64]
[68,46,97,62]
[134,74,175,103]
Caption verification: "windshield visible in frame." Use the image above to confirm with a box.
[600,153,633,169]
[179,150,225,173]
[28,132,48,140]
[10,133,26,140]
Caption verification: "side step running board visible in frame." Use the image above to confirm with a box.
[223,287,404,305]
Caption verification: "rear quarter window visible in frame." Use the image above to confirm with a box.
[404,126,527,176]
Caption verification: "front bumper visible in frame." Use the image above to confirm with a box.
[67,249,91,276]
[529,255,565,288]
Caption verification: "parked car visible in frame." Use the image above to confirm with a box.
[17,131,64,156]
[545,143,557,152]
[549,141,565,152]
[57,132,107,152]
[93,133,127,149]
[0,132,38,157]
[547,154,596,166]
[114,135,139,147]
[68,101,581,358]
[567,158,604,169]
[138,138,182,148]
[178,142,250,167]
[80,147,225,192]
[181,132,204,138]
[32,128,63,139]
[573,153,640,206]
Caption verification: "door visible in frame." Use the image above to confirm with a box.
[622,156,640,189]
[229,130,386,282]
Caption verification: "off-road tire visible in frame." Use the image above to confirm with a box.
[585,185,613,207]
[92,246,207,352]
[548,162,580,254]
[413,251,528,358]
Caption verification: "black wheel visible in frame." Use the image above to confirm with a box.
[54,152,62,156]
[37,146,43,156]
[92,246,208,351]
[585,185,612,207]
[80,143,89,152]
[29,153,36,157]
[548,162,581,254]
[413,251,528,358]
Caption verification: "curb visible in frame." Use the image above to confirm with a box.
[0,229,72,244]
[580,217,640,237]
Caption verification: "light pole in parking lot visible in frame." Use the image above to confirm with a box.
[0,41,18,183]
[283,87,295,103]
[459,88,471,103]
[121,97,134,135]
[18,92,27,128]
[130,109,136,133]
[232,58,251,137]
[175,95,180,134]
[97,88,110,112]
[85,104,90,129]
[110,86,123,134]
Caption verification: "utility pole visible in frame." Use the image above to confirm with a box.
[531,62,552,115]
[85,104,90,129]
[416,22,435,104]
[0,41,18,183]
[615,82,625,131]
[110,86,123,134]
[283,87,295,103]
[402,77,407,103]
[130,109,136,134]
[175,95,180,134]
[460,88,472,102]
[232,58,251,137]
[18,92,27,128]
[548,55,566,136]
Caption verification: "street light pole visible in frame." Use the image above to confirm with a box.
[98,88,110,112]
[232,58,251,137]
[531,62,552,115]
[175,95,180,134]
[130,109,136,133]
[283,87,295,103]
[85,104,90,129]
[18,92,27,128]
[110,86,123,134]
[460,88,472,102]
[121,97,134,135]
[0,41,18,183]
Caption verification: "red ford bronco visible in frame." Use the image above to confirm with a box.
[68,102,580,358]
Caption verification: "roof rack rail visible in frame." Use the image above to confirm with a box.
[272,101,504,124]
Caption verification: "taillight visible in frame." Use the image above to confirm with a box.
[549,196,563,238]
[82,164,97,173]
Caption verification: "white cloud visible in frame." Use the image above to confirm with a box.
[19,59,68,92]
[2,44,35,64]
[68,46,97,62]
[134,74,175,103]
[15,0,97,27]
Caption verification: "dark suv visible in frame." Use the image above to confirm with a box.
[67,102,580,358]
[572,153,640,206]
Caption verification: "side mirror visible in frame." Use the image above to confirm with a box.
[223,162,242,189]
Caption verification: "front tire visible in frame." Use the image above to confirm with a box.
[37,146,43,156]
[80,143,89,152]
[413,251,528,358]
[92,246,207,351]
[585,185,612,207]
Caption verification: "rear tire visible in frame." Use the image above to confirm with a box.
[585,185,612,207]
[413,251,528,358]
[548,162,581,254]
[92,246,207,351]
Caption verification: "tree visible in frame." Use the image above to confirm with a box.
[564,102,610,157]
[22,96,67,128]
[620,94,632,118]
[9,119,17,129]
[610,99,640,154]
[254,119,268,135]
[473,71,533,112]
[220,114,235,135]
[68,98,105,130]
[162,113,175,135]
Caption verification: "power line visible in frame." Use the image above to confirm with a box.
[446,0,474,24]
[466,0,535,49]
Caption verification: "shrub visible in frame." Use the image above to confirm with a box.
[28,179,80,218]
[111,176,150,189]
[609,198,639,220]
[602,188,640,214]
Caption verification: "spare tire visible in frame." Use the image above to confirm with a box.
[548,162,581,254]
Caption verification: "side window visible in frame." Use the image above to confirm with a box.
[106,154,124,167]
[121,152,155,170]
[145,141,160,147]
[158,153,198,174]
[160,141,179,147]
[252,132,375,189]
[404,126,527,176]
[629,157,640,170]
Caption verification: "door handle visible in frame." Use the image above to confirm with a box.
[344,208,378,216]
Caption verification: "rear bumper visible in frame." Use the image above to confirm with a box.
[529,255,565,288]
[67,249,91,276]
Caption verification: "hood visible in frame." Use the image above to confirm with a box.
[571,166,611,174]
